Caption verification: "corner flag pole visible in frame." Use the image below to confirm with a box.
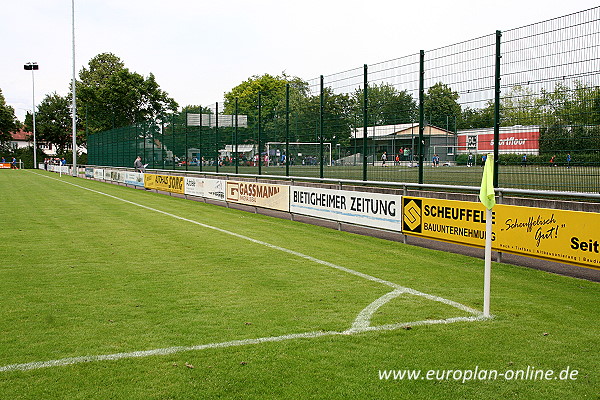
[479,153,495,317]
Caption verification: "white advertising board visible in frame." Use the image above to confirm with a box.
[184,177,226,201]
[105,169,124,183]
[124,172,145,187]
[93,168,105,180]
[289,186,402,231]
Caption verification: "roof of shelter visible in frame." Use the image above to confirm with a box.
[352,123,454,139]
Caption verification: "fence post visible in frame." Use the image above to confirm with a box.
[215,102,220,174]
[185,112,189,171]
[494,30,502,188]
[171,113,175,170]
[235,98,239,175]
[418,50,425,184]
[258,92,262,175]
[161,121,165,169]
[199,110,203,172]
[363,64,368,181]
[151,121,155,169]
[285,84,290,177]
[320,75,324,179]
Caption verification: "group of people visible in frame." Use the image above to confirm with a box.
[520,153,572,168]
[1,156,18,169]
[381,151,442,167]
[548,153,572,168]
[381,149,415,167]
[43,158,67,170]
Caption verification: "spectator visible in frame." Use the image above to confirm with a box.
[134,156,146,173]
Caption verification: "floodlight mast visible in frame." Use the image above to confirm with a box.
[24,62,38,169]
[71,0,77,176]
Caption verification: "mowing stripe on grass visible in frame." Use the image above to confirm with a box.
[0,172,490,373]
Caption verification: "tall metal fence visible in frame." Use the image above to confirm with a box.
[88,7,600,193]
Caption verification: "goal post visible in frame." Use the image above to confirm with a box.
[265,142,332,166]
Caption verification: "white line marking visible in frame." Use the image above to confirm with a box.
[0,172,491,373]
[349,289,406,331]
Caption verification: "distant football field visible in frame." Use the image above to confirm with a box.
[0,170,597,399]
[172,163,600,192]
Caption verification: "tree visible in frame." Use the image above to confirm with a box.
[34,92,78,154]
[423,82,461,128]
[458,102,494,130]
[222,73,310,144]
[0,89,19,147]
[352,83,417,126]
[292,87,353,145]
[539,81,600,126]
[77,53,178,135]
[537,81,600,155]
[500,85,544,126]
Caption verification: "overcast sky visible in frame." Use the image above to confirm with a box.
[2,0,598,122]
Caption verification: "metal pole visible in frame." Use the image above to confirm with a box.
[171,113,175,170]
[258,92,262,175]
[199,110,203,172]
[363,64,368,181]
[161,121,165,169]
[493,30,502,188]
[285,84,290,177]
[319,75,324,179]
[483,207,493,317]
[418,50,425,184]
[71,0,77,175]
[235,98,239,175]
[185,112,189,171]
[215,102,219,174]
[31,65,37,169]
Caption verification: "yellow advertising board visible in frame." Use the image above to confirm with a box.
[402,196,600,270]
[225,181,290,212]
[144,174,185,194]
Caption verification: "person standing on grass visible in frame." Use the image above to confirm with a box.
[566,153,572,168]
[134,156,146,173]
[11,157,17,169]
[381,151,387,167]
[550,155,556,167]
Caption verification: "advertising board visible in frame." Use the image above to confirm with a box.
[226,181,289,211]
[402,196,600,269]
[290,186,402,231]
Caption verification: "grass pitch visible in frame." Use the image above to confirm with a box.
[0,170,597,399]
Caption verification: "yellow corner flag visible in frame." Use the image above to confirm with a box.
[479,153,496,209]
